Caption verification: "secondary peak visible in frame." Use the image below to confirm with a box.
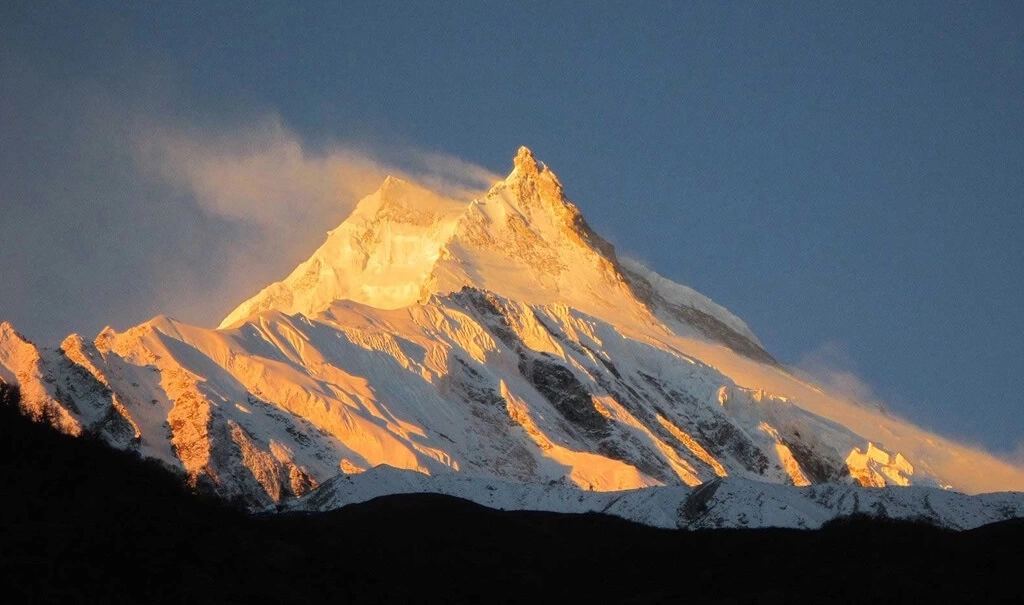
[379,174,410,194]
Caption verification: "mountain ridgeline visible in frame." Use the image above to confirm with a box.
[2,147,1024,528]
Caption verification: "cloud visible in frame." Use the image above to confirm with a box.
[402,148,504,196]
[794,340,882,410]
[0,59,506,347]
[787,340,1024,484]
[122,114,505,331]
[134,115,501,229]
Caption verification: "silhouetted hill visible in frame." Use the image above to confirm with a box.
[1,383,1021,604]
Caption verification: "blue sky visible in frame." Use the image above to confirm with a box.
[1,2,1022,454]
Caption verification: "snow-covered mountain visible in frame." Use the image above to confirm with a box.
[3,147,1023,526]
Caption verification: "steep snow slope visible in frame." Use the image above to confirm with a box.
[2,147,1024,519]
[220,176,467,328]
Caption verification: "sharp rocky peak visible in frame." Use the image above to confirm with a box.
[513,146,540,174]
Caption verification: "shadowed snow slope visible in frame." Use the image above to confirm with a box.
[287,465,1024,531]
[2,147,1023,520]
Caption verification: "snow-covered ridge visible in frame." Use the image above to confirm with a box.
[617,257,762,347]
[219,176,467,328]
[3,147,1024,521]
[287,465,1024,531]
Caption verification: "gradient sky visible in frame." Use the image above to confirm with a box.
[1,2,1022,456]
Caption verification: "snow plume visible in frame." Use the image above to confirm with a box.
[129,115,501,330]
[134,115,500,228]
[794,341,884,411]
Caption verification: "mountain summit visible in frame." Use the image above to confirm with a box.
[220,147,766,360]
[3,148,1024,520]
[512,145,540,173]
[219,145,642,328]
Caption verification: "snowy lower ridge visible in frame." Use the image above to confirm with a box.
[287,465,1024,531]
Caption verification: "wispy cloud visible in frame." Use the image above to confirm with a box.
[124,114,504,329]
[790,340,1024,484]
[134,115,500,229]
[794,340,884,411]
[2,53,505,342]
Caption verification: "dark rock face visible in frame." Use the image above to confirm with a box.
[447,287,521,350]
[783,439,848,484]
[449,356,504,407]
[698,421,771,475]
[681,479,723,523]
[519,357,610,439]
